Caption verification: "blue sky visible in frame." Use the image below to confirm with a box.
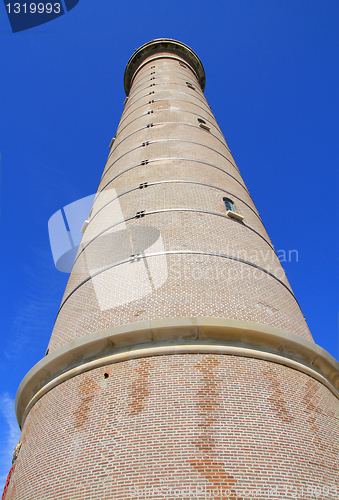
[0,0,338,488]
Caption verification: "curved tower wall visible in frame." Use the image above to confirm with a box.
[49,42,311,350]
[8,40,339,500]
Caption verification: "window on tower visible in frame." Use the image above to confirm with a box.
[223,198,235,212]
[223,197,245,221]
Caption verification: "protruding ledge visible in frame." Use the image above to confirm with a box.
[124,39,206,95]
[16,317,339,429]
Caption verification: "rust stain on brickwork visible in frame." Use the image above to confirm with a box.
[188,357,241,498]
[188,458,240,499]
[262,367,294,423]
[129,358,152,415]
[73,376,100,429]
[301,378,339,472]
[301,378,323,418]
[193,357,222,453]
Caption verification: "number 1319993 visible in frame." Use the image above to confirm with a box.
[6,3,61,14]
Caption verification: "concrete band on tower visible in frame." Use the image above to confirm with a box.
[16,317,339,429]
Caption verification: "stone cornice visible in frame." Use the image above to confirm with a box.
[16,317,339,429]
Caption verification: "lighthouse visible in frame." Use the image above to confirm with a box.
[7,39,339,499]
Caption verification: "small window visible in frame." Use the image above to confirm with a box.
[179,62,187,68]
[197,118,206,124]
[186,82,195,90]
[223,198,235,212]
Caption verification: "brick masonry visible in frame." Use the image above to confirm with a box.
[8,356,339,499]
[8,40,339,499]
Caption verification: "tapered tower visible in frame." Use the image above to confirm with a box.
[7,40,339,500]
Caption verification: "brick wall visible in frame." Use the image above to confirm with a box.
[8,355,339,499]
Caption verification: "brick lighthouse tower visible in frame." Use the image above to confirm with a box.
[8,39,339,499]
